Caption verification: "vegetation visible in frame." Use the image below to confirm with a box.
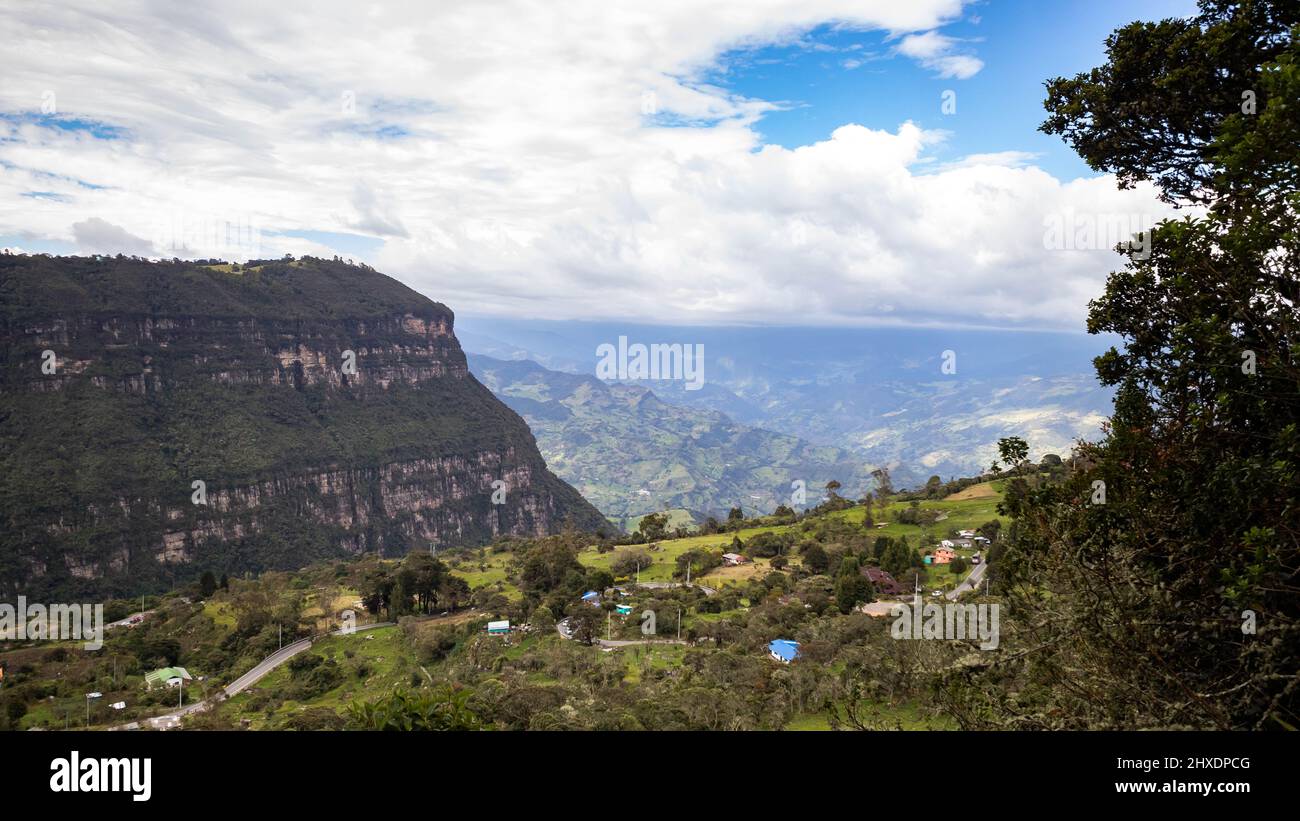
[936,0,1299,730]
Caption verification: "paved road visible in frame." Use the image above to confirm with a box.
[111,621,394,731]
[946,561,989,600]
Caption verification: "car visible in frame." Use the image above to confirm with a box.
[931,590,943,597]
[971,556,981,565]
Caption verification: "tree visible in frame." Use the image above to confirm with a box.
[529,605,555,635]
[996,437,1030,475]
[389,574,409,619]
[834,556,873,614]
[924,475,943,499]
[944,1,1300,731]
[637,512,669,542]
[199,571,217,598]
[800,542,829,575]
[566,604,601,646]
[610,547,652,579]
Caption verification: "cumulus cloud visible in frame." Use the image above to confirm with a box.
[0,0,1170,330]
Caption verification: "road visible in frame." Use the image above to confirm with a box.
[111,622,393,730]
[946,561,988,600]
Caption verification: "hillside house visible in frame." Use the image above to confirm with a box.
[721,552,749,566]
[581,590,601,605]
[861,565,904,595]
[144,666,192,690]
[487,620,510,635]
[768,639,800,664]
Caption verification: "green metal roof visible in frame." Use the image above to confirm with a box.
[144,666,192,686]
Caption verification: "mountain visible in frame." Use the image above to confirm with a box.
[0,255,609,599]
[458,317,1115,488]
[468,353,875,525]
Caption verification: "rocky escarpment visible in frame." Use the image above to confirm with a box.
[0,254,610,599]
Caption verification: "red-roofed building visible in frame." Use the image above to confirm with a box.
[861,565,904,595]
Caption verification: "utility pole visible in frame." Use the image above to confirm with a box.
[677,608,681,641]
[278,623,282,650]
[606,611,611,641]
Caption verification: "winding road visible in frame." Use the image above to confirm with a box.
[112,622,393,730]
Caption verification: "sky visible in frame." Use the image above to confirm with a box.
[0,0,1198,331]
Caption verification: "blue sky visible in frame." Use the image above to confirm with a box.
[713,0,1197,180]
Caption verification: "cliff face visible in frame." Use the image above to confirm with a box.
[0,254,610,598]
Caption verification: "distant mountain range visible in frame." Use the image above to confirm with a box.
[460,318,1116,493]
[468,353,873,526]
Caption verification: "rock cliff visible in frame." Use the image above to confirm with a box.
[0,254,610,598]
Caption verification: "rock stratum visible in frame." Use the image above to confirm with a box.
[0,254,609,598]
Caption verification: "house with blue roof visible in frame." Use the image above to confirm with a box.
[581,590,601,605]
[768,639,799,663]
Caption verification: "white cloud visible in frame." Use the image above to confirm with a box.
[0,0,1169,330]
[896,30,984,79]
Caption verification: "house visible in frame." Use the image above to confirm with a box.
[144,666,192,690]
[940,539,956,549]
[487,620,510,635]
[861,565,904,595]
[721,552,749,566]
[581,590,601,605]
[615,604,633,616]
[957,529,976,538]
[973,535,991,545]
[934,547,956,564]
[953,538,973,549]
[768,639,800,664]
